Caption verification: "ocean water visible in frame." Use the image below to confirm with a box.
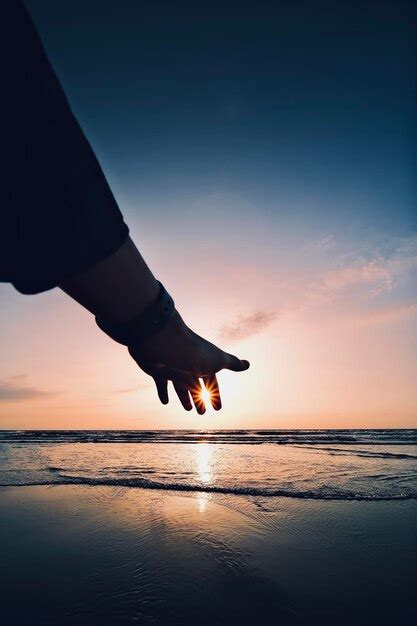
[1,429,416,502]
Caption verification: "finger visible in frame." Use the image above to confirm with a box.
[189,378,206,415]
[222,353,250,372]
[154,376,169,404]
[173,381,193,411]
[203,374,222,411]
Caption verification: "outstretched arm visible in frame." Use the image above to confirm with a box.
[61,237,249,414]
[3,3,249,413]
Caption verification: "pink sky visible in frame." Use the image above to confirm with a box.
[0,202,416,429]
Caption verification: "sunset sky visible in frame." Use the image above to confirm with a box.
[0,0,416,429]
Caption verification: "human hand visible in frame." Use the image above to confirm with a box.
[128,310,249,414]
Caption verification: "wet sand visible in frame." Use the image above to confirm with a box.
[0,486,415,625]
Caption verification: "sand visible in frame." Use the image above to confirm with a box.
[0,485,415,625]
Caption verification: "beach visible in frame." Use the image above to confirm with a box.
[1,429,416,624]
[1,484,416,625]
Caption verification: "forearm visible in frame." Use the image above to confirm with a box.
[60,237,160,323]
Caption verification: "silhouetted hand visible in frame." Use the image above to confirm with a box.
[128,311,249,414]
[61,237,249,414]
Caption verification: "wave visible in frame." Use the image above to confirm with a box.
[294,446,417,459]
[1,474,415,501]
[1,429,416,446]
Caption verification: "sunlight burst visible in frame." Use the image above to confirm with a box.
[199,384,212,408]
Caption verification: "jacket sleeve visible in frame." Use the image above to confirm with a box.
[0,1,129,294]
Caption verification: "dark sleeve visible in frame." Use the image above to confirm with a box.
[0,1,129,295]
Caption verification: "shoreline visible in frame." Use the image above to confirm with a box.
[3,480,416,500]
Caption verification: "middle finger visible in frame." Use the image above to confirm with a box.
[189,378,206,414]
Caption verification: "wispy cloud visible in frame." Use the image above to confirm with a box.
[309,235,417,302]
[314,234,336,252]
[218,235,417,335]
[349,301,417,327]
[220,311,277,342]
[318,258,393,296]
[0,378,58,402]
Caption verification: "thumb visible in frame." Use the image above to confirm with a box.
[222,353,250,372]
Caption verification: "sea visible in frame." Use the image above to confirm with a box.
[1,429,416,502]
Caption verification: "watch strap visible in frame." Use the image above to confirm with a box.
[95,281,175,346]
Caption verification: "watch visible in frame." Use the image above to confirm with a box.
[95,281,175,346]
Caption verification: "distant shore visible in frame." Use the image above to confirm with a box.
[0,485,415,625]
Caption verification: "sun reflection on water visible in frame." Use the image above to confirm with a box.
[195,443,214,513]
[197,492,209,513]
[195,443,214,485]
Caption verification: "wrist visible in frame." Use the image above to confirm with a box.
[96,281,176,346]
[61,237,160,323]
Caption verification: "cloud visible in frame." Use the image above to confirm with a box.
[0,378,58,402]
[312,235,417,300]
[219,311,277,342]
[217,236,417,341]
[314,234,336,251]
[318,259,393,295]
[350,301,417,327]
[219,235,417,334]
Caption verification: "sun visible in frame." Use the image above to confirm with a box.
[194,377,221,412]
[199,383,212,408]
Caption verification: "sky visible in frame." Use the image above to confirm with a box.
[0,0,416,429]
